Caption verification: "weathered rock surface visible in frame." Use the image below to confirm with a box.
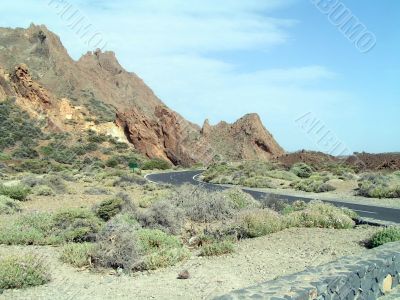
[0,24,285,165]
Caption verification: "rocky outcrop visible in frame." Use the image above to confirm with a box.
[0,24,285,166]
[201,114,285,161]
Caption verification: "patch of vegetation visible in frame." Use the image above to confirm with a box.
[95,198,124,221]
[357,173,400,198]
[290,163,314,178]
[0,195,22,215]
[0,254,50,290]
[137,200,184,235]
[33,185,55,196]
[291,174,336,193]
[87,97,116,123]
[368,227,400,248]
[223,188,260,210]
[141,158,171,170]
[234,209,285,238]
[60,243,95,268]
[0,209,103,245]
[199,239,235,257]
[0,184,31,201]
[285,201,355,229]
[0,99,43,151]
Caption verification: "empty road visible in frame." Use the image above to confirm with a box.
[146,170,400,224]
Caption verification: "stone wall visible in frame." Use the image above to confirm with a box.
[215,242,400,300]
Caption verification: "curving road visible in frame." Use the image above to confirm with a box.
[146,170,400,224]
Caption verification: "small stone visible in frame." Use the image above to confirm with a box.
[382,274,393,294]
[178,270,190,280]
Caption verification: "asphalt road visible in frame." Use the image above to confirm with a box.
[146,170,400,224]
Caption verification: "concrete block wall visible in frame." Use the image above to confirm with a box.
[215,242,400,300]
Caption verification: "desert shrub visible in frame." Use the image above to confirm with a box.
[33,185,55,196]
[292,174,335,193]
[141,159,171,170]
[45,174,67,194]
[91,219,141,270]
[199,239,235,257]
[0,254,50,289]
[0,213,54,245]
[136,229,189,271]
[0,152,11,161]
[169,185,234,223]
[282,200,307,215]
[264,170,299,181]
[60,243,95,268]
[113,174,147,187]
[0,184,31,201]
[290,163,313,178]
[84,187,111,195]
[240,176,274,188]
[105,157,120,168]
[137,200,184,234]
[12,146,39,159]
[285,201,355,229]
[234,209,285,238]
[52,209,103,243]
[0,195,22,215]
[357,173,399,198]
[18,159,65,174]
[95,198,124,221]
[21,175,46,188]
[259,195,288,213]
[223,188,260,210]
[0,99,43,151]
[368,227,400,248]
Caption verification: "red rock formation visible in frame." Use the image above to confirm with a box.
[0,24,286,166]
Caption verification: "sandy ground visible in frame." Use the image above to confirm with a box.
[0,226,378,300]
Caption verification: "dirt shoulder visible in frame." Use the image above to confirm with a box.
[0,226,378,300]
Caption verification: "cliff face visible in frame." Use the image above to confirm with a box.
[0,24,285,165]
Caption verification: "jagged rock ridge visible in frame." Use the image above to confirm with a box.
[0,24,285,165]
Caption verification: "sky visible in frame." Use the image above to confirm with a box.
[0,0,399,154]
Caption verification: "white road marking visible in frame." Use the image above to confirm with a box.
[351,209,377,215]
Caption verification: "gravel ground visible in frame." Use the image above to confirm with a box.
[0,226,378,300]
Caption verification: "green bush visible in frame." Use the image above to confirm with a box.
[368,227,400,248]
[357,173,400,198]
[136,229,190,270]
[292,174,335,193]
[141,159,171,170]
[223,188,260,210]
[0,254,50,289]
[0,152,11,161]
[234,209,285,238]
[290,163,313,178]
[0,195,22,215]
[0,213,54,245]
[199,240,235,256]
[60,243,94,268]
[285,201,355,229]
[52,209,103,243]
[33,185,55,196]
[0,184,31,201]
[95,198,124,221]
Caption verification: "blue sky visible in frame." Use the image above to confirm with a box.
[1,0,399,153]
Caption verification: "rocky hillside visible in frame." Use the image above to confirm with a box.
[0,24,284,166]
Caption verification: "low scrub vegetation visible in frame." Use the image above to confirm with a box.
[140,158,171,170]
[291,174,336,193]
[60,243,95,268]
[0,209,103,245]
[0,184,31,201]
[199,239,235,257]
[0,254,50,290]
[290,163,314,178]
[357,173,400,198]
[0,195,22,215]
[368,227,400,248]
